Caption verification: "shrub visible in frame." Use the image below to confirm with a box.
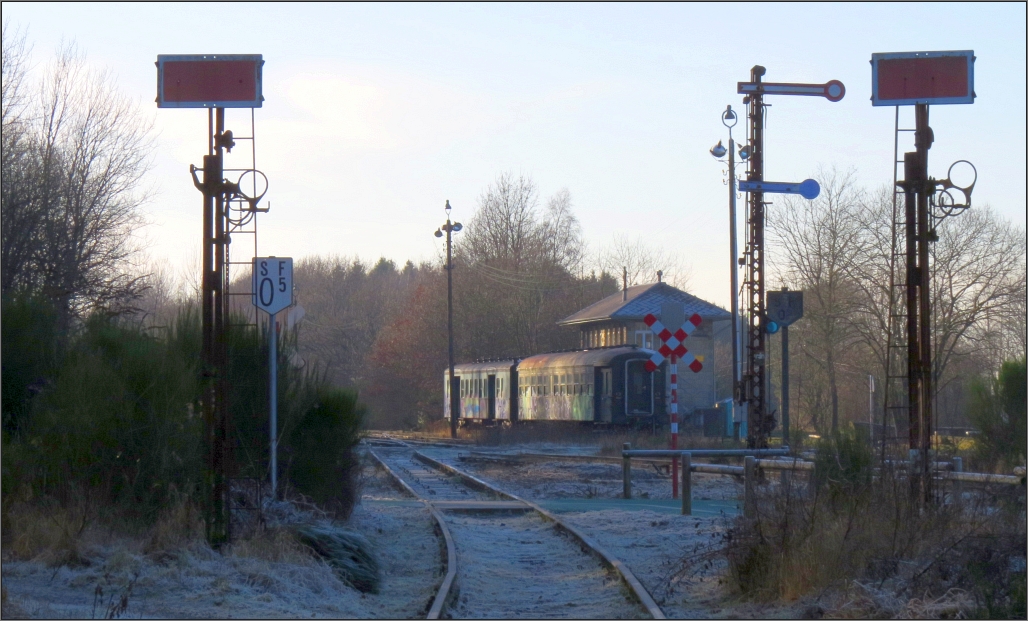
[967,357,1027,472]
[1,295,61,435]
[24,315,203,518]
[284,388,366,517]
[294,524,380,593]
[812,424,873,500]
[2,296,368,544]
[725,452,1026,615]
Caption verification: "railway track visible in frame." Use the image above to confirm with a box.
[366,439,665,619]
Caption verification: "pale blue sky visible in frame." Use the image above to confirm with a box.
[4,3,1025,308]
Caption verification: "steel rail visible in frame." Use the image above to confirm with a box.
[413,450,667,620]
[366,448,457,620]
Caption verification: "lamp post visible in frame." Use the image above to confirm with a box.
[435,200,463,439]
[711,105,749,432]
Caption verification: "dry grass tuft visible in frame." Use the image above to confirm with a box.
[2,499,93,565]
[143,496,205,555]
[822,581,977,619]
[723,448,1026,619]
[231,527,319,566]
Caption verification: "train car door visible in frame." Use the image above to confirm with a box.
[597,368,613,422]
[487,375,497,420]
[446,373,461,421]
[509,368,519,422]
[626,360,654,416]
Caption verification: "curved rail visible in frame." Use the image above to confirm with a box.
[412,450,667,620]
[365,448,457,620]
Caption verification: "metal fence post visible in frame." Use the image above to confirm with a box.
[807,458,818,499]
[952,456,963,508]
[681,452,692,515]
[744,455,756,518]
[623,443,632,500]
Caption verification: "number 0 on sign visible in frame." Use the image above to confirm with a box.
[252,257,293,315]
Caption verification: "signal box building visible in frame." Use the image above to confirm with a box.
[557,281,732,419]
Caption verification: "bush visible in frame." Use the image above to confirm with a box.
[284,388,366,517]
[1,295,61,435]
[13,314,202,518]
[967,358,1027,472]
[813,425,873,500]
[2,294,368,545]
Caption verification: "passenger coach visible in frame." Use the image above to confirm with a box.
[445,346,666,426]
[444,360,518,423]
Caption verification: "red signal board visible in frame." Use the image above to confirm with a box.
[871,51,974,106]
[157,55,264,108]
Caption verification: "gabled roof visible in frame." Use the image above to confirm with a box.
[557,282,731,327]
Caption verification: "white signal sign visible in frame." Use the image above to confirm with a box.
[252,257,293,315]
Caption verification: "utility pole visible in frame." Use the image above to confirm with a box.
[436,202,462,439]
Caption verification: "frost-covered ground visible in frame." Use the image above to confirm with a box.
[1,463,440,619]
[3,442,804,619]
[429,448,745,502]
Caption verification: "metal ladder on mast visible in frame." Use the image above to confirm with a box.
[223,109,269,538]
[881,106,916,452]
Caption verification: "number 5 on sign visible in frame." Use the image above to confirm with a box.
[252,257,293,315]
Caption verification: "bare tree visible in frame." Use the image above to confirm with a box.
[539,187,585,275]
[1,22,40,298]
[768,168,866,434]
[1,32,155,326]
[930,205,1027,391]
[595,234,692,289]
[454,173,591,356]
[460,171,539,269]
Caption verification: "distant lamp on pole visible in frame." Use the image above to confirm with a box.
[436,200,462,439]
[711,104,747,425]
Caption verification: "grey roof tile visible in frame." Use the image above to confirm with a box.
[558,282,731,326]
